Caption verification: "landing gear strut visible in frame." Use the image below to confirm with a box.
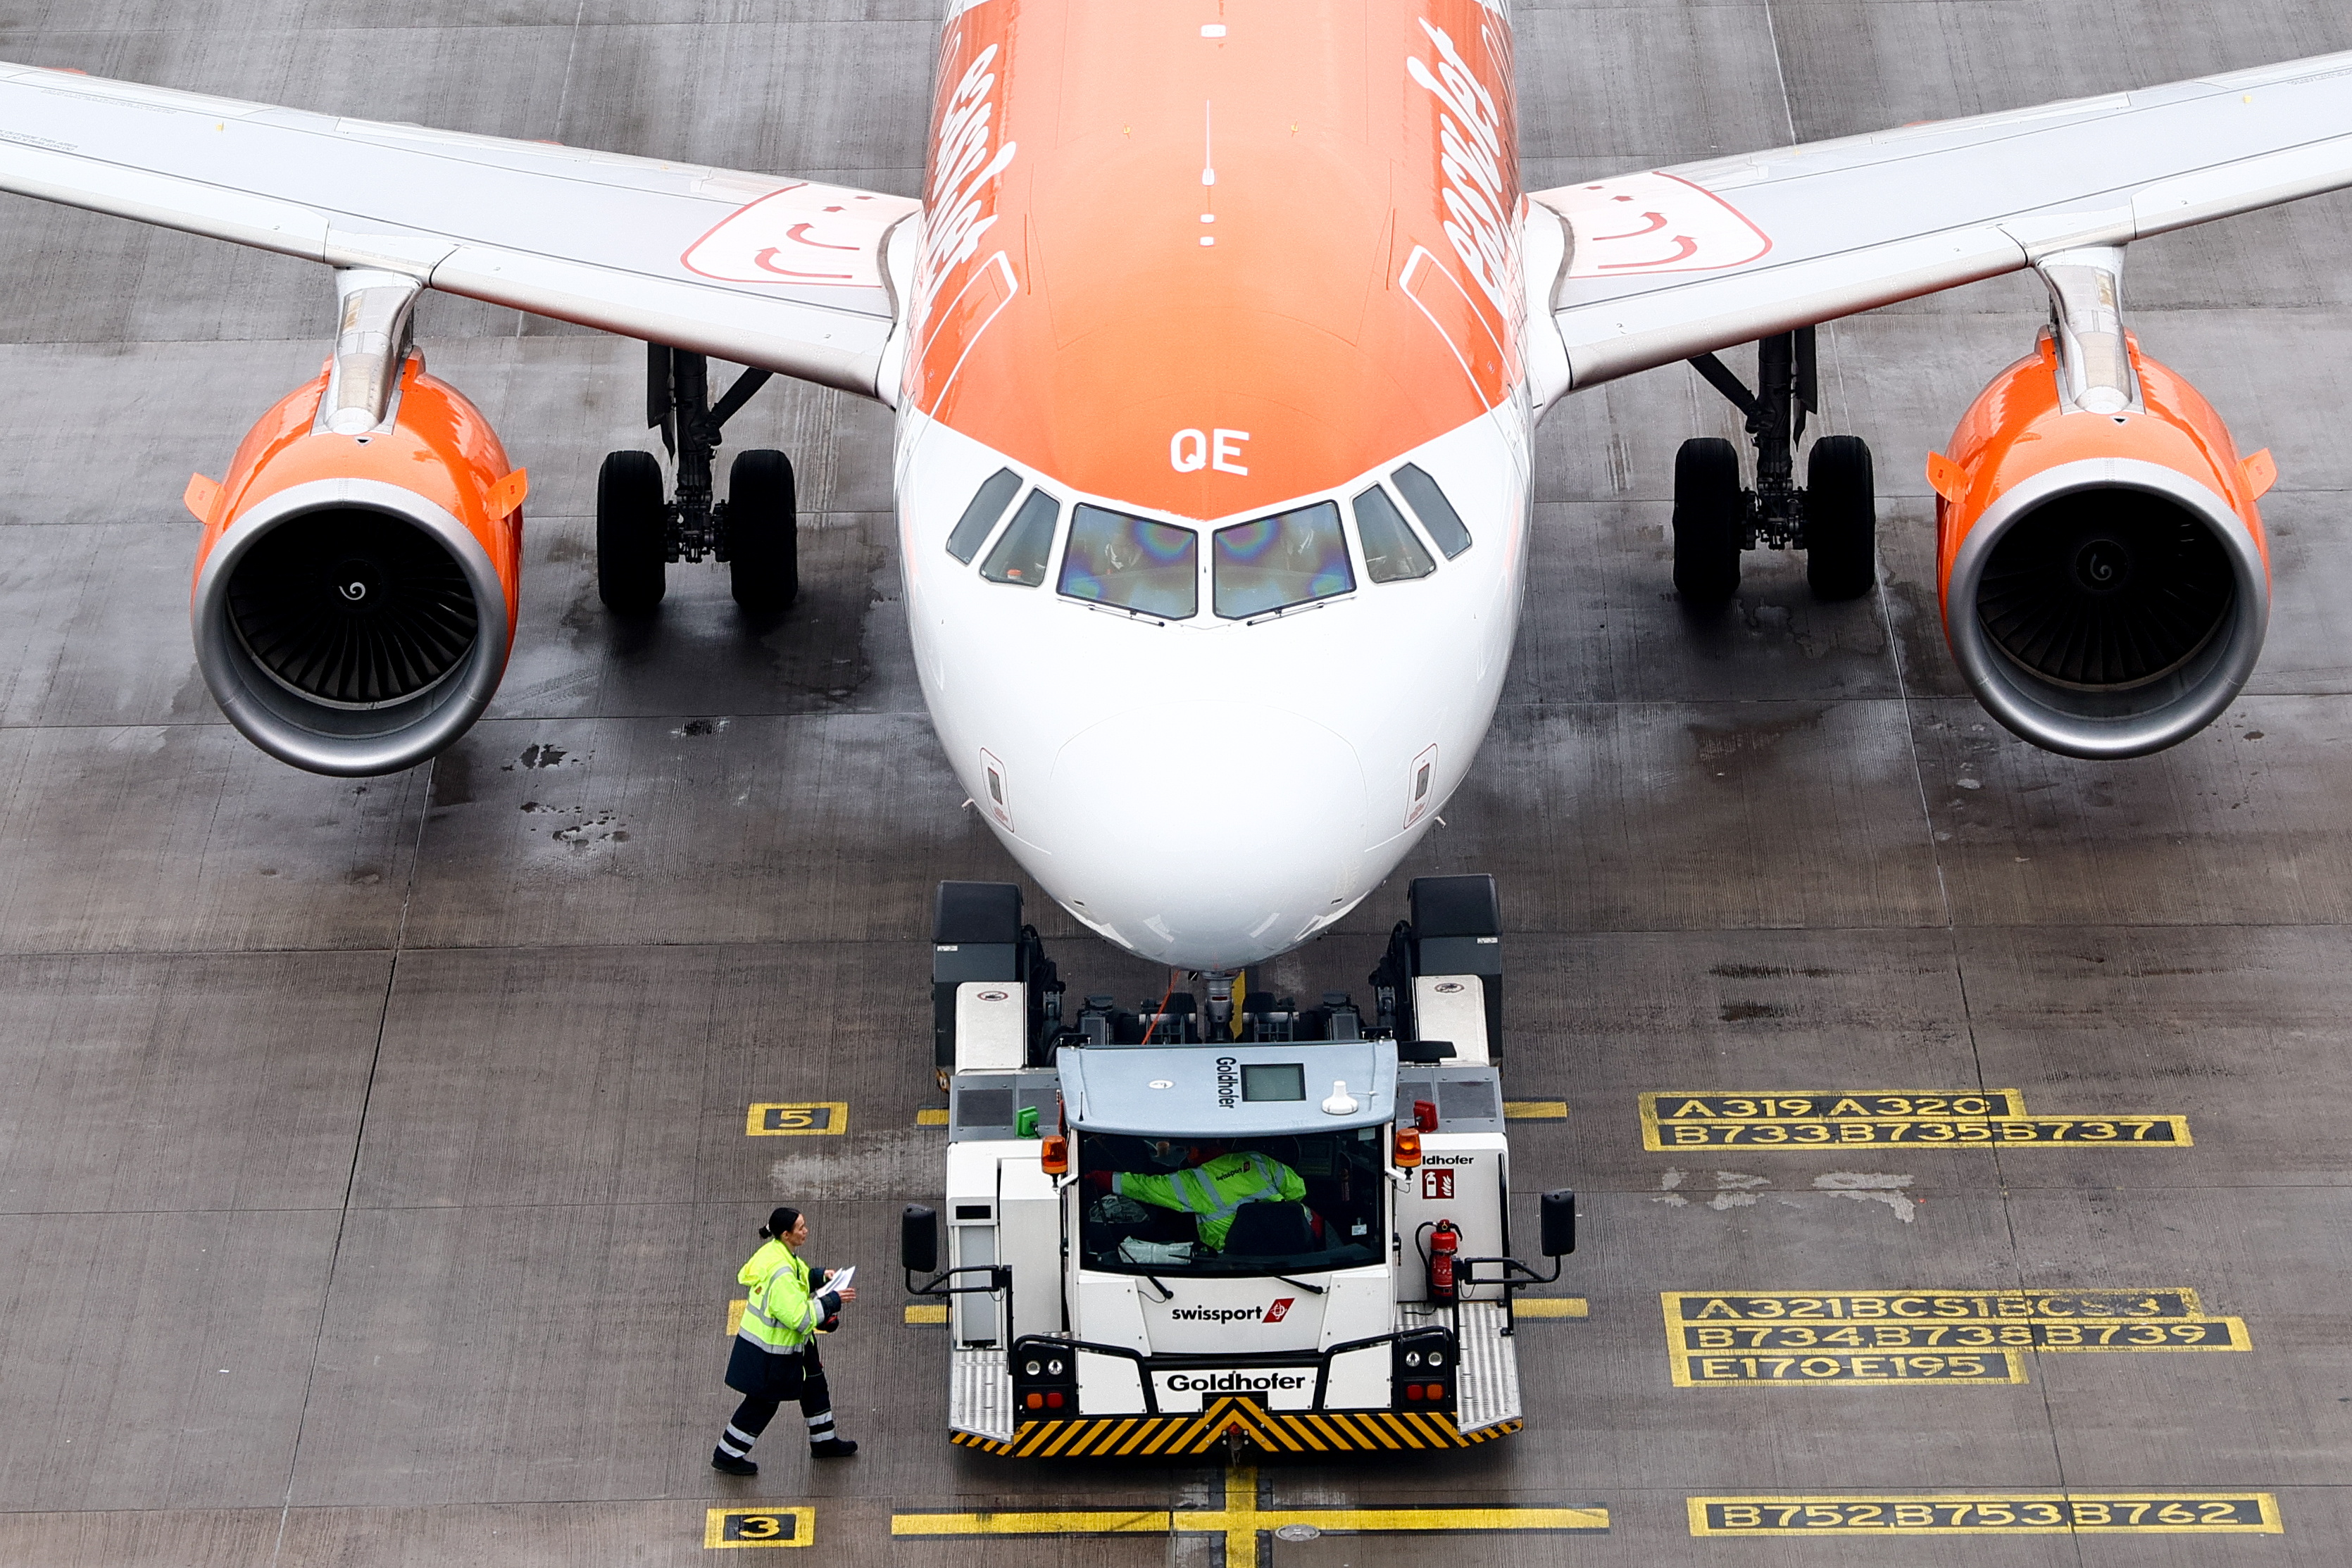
[595,344,799,614]
[1674,327,1875,605]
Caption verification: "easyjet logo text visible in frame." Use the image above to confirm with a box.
[1406,19,1515,319]
[918,43,1018,319]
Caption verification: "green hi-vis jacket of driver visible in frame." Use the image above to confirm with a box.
[1113,1151,1306,1250]
[737,1240,823,1352]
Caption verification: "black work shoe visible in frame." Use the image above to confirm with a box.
[808,1437,859,1459]
[711,1450,758,1476]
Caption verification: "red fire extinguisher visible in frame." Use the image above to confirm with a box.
[1427,1219,1461,1303]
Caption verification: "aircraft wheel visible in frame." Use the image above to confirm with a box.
[1805,434,1877,600]
[1672,437,1744,605]
[596,449,668,614]
[727,449,799,613]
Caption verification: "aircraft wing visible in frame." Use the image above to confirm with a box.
[1532,51,2352,392]
[0,61,920,400]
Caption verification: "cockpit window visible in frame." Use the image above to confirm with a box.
[1059,504,1198,618]
[1350,485,1437,583]
[1391,463,1472,558]
[980,488,1061,585]
[946,468,1022,563]
[1213,501,1354,619]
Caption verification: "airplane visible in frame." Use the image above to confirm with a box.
[1,2,2347,977]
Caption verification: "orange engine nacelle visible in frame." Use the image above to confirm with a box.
[1929,334,2275,760]
[186,355,525,776]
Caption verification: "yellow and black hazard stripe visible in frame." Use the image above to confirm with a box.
[951,1395,1522,1457]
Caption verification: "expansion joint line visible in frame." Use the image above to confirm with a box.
[268,763,434,1566]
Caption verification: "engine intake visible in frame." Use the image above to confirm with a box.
[189,357,523,775]
[228,505,480,709]
[1933,339,2271,760]
[1975,488,2232,689]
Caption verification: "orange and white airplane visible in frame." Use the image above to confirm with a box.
[3,4,2349,972]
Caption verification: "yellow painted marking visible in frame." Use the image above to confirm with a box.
[915,1108,949,1126]
[892,1465,1606,1564]
[1515,1297,1588,1319]
[705,1505,814,1548]
[893,1509,1169,1536]
[1664,1289,2249,1387]
[905,1304,949,1325]
[1503,1100,1568,1119]
[1641,1089,2189,1150]
[726,1299,745,1336]
[744,1101,849,1136]
[1689,1493,2280,1536]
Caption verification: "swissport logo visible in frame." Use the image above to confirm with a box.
[1169,1298,1296,1325]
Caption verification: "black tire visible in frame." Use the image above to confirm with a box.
[1805,434,1877,600]
[596,449,668,614]
[727,449,799,612]
[1672,437,1744,604]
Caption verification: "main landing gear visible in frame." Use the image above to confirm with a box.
[1674,327,1876,606]
[596,344,800,615]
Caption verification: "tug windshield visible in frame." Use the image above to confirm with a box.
[1078,1129,1385,1277]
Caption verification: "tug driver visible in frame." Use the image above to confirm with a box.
[1087,1144,1318,1252]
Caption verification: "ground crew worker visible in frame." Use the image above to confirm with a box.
[712,1205,857,1474]
[1087,1148,1309,1251]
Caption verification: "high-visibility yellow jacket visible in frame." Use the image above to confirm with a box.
[737,1240,827,1353]
[1113,1151,1307,1250]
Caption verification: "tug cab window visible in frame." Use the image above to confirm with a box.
[980,488,1061,585]
[1213,501,1354,618]
[1059,504,1198,618]
[946,468,1022,563]
[1350,485,1437,582]
[1078,1129,1384,1277]
[1391,463,1472,558]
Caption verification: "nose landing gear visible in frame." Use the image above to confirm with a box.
[595,344,799,615]
[1674,327,1876,606]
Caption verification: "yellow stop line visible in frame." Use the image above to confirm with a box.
[893,1465,1608,1564]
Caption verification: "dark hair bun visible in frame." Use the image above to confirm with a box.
[763,1205,801,1241]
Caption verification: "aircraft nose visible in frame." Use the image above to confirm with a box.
[1043,700,1371,968]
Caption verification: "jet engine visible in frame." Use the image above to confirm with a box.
[1930,253,2275,760]
[187,346,525,776]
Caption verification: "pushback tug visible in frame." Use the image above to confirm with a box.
[901,874,1575,1457]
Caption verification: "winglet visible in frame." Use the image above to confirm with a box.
[1925,452,1968,503]
[2239,448,2278,502]
[487,468,529,517]
[183,472,222,525]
